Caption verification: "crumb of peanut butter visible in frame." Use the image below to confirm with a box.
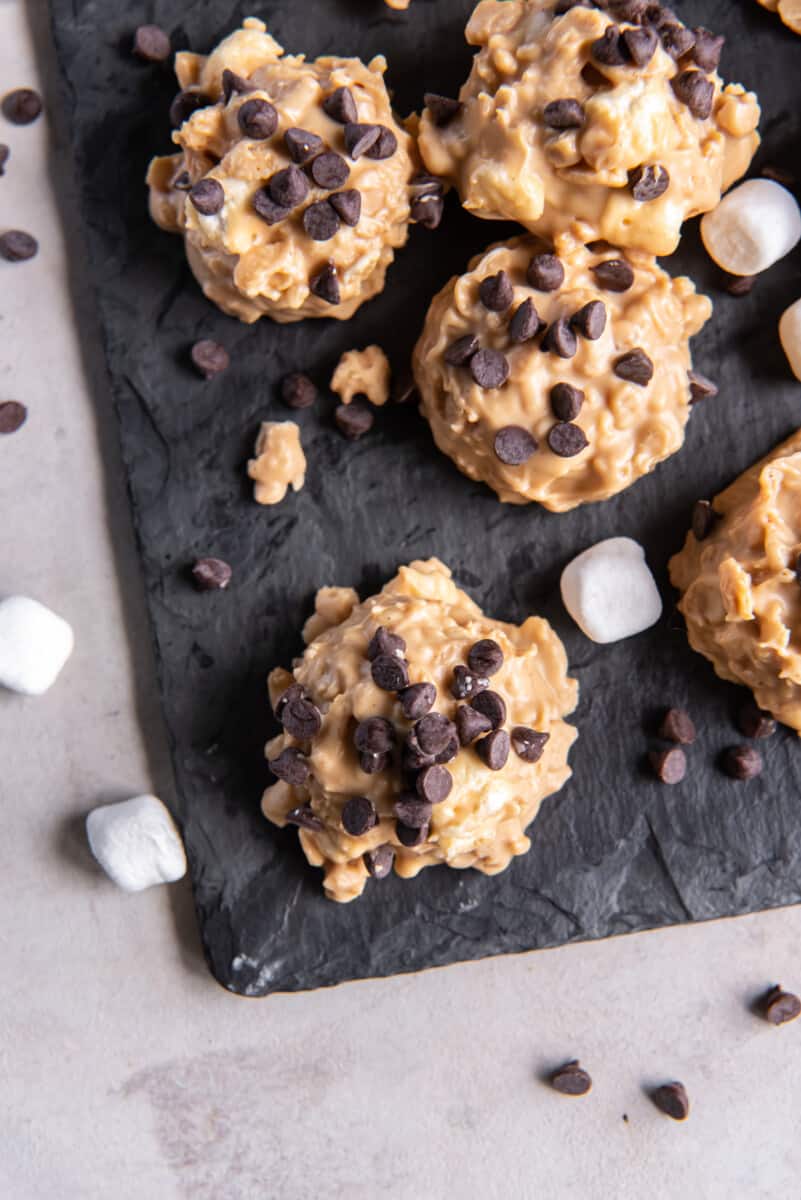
[247,421,306,505]
[330,345,391,407]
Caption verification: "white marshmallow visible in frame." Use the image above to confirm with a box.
[0,595,74,695]
[86,794,187,893]
[700,179,801,277]
[779,297,801,382]
[560,537,662,644]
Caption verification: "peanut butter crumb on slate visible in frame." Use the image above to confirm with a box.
[247,420,306,505]
[331,345,391,407]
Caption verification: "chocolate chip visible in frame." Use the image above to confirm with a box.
[191,556,232,590]
[658,22,696,59]
[253,188,290,225]
[550,383,584,422]
[0,401,27,434]
[592,258,634,292]
[455,706,493,745]
[303,200,340,241]
[368,628,406,661]
[359,750,390,775]
[310,260,341,305]
[364,844,394,878]
[403,730,433,772]
[329,189,362,227]
[2,88,42,125]
[509,298,542,343]
[399,682,436,720]
[282,372,317,409]
[238,98,278,140]
[281,696,323,740]
[416,763,453,804]
[581,62,611,88]
[0,231,37,262]
[365,127,398,160]
[190,339,229,379]
[334,399,373,439]
[279,129,320,166]
[468,640,503,678]
[450,665,487,701]
[268,747,310,786]
[761,985,801,1026]
[725,273,755,297]
[688,371,718,403]
[479,270,514,312]
[692,28,724,72]
[424,93,463,126]
[189,179,224,216]
[652,1082,689,1121]
[414,713,456,758]
[411,193,444,230]
[169,90,210,127]
[323,87,358,125]
[397,820,429,847]
[614,348,653,386]
[551,1061,592,1096]
[310,151,350,190]
[494,426,537,466]
[285,805,324,832]
[527,253,565,292]
[691,499,717,541]
[629,163,670,202]
[133,24,171,63]
[571,300,606,340]
[274,683,304,720]
[672,71,714,121]
[354,717,396,755]
[0,145,8,176]
[737,700,776,741]
[269,165,309,209]
[435,733,459,765]
[592,27,629,66]
[512,727,549,763]
[649,747,687,784]
[470,349,510,390]
[476,728,510,770]
[547,422,588,457]
[622,26,658,66]
[610,0,649,19]
[371,654,409,692]
[410,173,444,197]
[444,334,479,367]
[172,171,191,191]
[541,318,577,359]
[543,99,585,129]
[221,70,253,103]
[659,708,695,744]
[344,122,381,160]
[342,796,378,836]
[723,744,763,781]
[470,689,506,729]
[393,795,433,829]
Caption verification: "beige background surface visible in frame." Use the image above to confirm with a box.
[1,3,800,1196]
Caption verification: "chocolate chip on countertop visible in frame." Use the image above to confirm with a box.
[269,165,309,209]
[399,682,437,720]
[303,201,341,241]
[723,744,763,781]
[364,844,394,878]
[688,371,718,403]
[479,270,514,312]
[0,230,38,262]
[284,128,324,164]
[550,1061,592,1096]
[470,689,506,729]
[0,144,8,176]
[285,805,324,832]
[659,708,696,745]
[550,383,584,422]
[371,654,410,692]
[547,422,588,457]
[411,192,444,230]
[310,261,341,306]
[169,90,211,127]
[253,188,290,225]
[737,700,776,741]
[692,499,717,541]
[365,127,398,160]
[354,717,396,755]
[281,695,323,740]
[424,93,463,126]
[476,728,510,770]
[342,796,378,836]
[329,189,362,227]
[396,819,429,847]
[761,985,801,1027]
[470,349,510,389]
[238,98,278,140]
[133,24,172,62]
[191,556,232,590]
[282,372,317,410]
[543,99,585,129]
[509,298,542,343]
[456,705,493,745]
[527,253,565,292]
[0,401,27,434]
[592,27,629,66]
[416,763,453,804]
[190,339,229,379]
[344,122,381,160]
[2,88,42,125]
[649,747,687,784]
[725,273,755,297]
[450,665,488,701]
[541,318,577,359]
[222,70,254,102]
[310,151,350,190]
[189,179,224,216]
[512,727,549,763]
[445,334,479,367]
[652,1082,690,1121]
[671,70,714,121]
[268,746,310,786]
[629,164,670,202]
[393,795,433,829]
[468,639,504,678]
[323,87,359,125]
[368,628,406,661]
[692,28,724,72]
[622,26,658,66]
[614,348,653,386]
[571,300,606,340]
[592,258,634,292]
[494,425,537,466]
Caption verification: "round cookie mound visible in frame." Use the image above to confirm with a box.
[412,232,711,512]
[262,559,578,902]
[418,0,760,255]
[147,18,417,323]
[670,431,801,734]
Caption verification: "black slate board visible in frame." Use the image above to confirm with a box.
[49,0,801,996]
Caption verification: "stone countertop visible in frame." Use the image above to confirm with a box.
[1,3,799,1197]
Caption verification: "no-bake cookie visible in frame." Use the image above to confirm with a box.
[262,558,578,901]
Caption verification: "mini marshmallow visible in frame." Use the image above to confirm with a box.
[86,794,187,893]
[560,537,662,644]
[0,595,74,695]
[700,179,801,277]
[780,297,801,382]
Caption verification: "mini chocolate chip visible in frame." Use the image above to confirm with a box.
[509,298,542,343]
[692,499,717,541]
[365,127,397,159]
[169,90,210,127]
[622,26,658,66]
[274,683,304,720]
[476,728,510,770]
[269,165,309,209]
[399,682,437,720]
[189,179,224,216]
[424,93,463,126]
[133,24,171,63]
[614,348,653,386]
[444,334,479,367]
[285,805,324,832]
[551,1061,592,1096]
[649,747,687,784]
[344,122,381,160]
[692,28,724,72]
[571,300,607,340]
[659,708,696,744]
[364,844,394,878]
[0,401,27,434]
[494,426,537,466]
[592,258,634,292]
[310,151,350,190]
[527,253,565,292]
[342,796,378,836]
[2,88,42,125]
[688,370,718,403]
[368,628,406,661]
[512,727,549,763]
[455,705,493,745]
[547,422,588,457]
[592,27,629,66]
[394,795,433,828]
[268,747,310,786]
[253,188,290,225]
[284,128,324,164]
[411,193,444,230]
[725,273,755,297]
[652,1082,689,1121]
[0,144,8,176]
[335,399,374,439]
[630,164,670,202]
[397,820,429,847]
[723,744,763,781]
[468,639,503,678]
[354,717,396,755]
[417,763,453,804]
[479,270,514,312]
[415,713,457,757]
[192,557,232,590]
[761,985,801,1026]
[541,318,577,359]
[282,372,317,409]
[323,87,358,125]
[238,98,278,140]
[737,700,776,741]
[470,689,506,729]
[470,349,510,389]
[281,696,323,740]
[672,70,714,121]
[659,22,696,59]
[190,339,229,379]
[371,654,410,692]
[303,200,341,241]
[543,99,585,129]
[550,383,584,422]
[329,189,362,227]
[221,70,253,103]
[0,231,37,262]
[309,260,341,305]
[450,665,487,701]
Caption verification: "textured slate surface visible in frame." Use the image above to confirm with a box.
[49,0,801,996]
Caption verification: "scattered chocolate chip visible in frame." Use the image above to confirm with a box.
[268,747,310,786]
[190,339,229,379]
[543,99,585,129]
[415,713,457,757]
[550,383,584,422]
[470,689,506,729]
[2,88,42,125]
[468,639,504,678]
[169,90,210,127]
[238,98,278,140]
[397,819,429,847]
[691,499,717,541]
[652,1082,689,1121]
[253,188,290,225]
[342,796,378,836]
[281,695,323,740]
[592,26,629,66]
[399,682,437,720]
[0,401,27,434]
[191,556,232,590]
[310,151,350,190]
[629,163,670,202]
[761,164,796,188]
[551,1061,592,1096]
[571,300,606,340]
[394,795,433,828]
[509,298,542,343]
[581,62,611,88]
[659,708,695,744]
[0,144,8,176]
[335,398,374,439]
[328,189,362,228]
[365,127,398,159]
[456,705,493,745]
[761,985,801,1026]
[444,334,479,367]
[450,665,487,701]
[354,717,396,755]
[737,700,776,741]
[688,371,718,403]
[310,260,341,306]
[424,93,463,127]
[592,258,634,292]
[494,425,537,466]
[133,24,171,63]
[221,70,253,103]
[547,422,588,457]
[344,122,381,160]
[470,349,510,389]
[650,747,687,784]
[417,763,453,804]
[282,372,317,410]
[269,165,309,209]
[613,348,653,386]
[364,844,394,878]
[659,22,697,60]
[479,270,514,312]
[303,200,341,241]
[476,728,510,770]
[284,127,324,164]
[285,805,324,832]
[323,87,359,126]
[274,683,304,720]
[527,253,565,292]
[692,28,724,72]
[411,192,444,230]
[725,273,755,297]
[723,744,763,781]
[512,727,549,763]
[0,231,37,262]
[671,70,714,121]
[541,318,577,359]
[189,179,224,216]
[622,26,658,66]
[371,654,410,692]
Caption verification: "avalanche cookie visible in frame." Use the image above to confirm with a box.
[412,232,711,511]
[670,430,801,734]
[418,0,760,255]
[147,18,417,323]
[262,558,578,902]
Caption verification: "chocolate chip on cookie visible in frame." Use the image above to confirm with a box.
[303,201,340,241]
[285,805,324,832]
[222,70,254,102]
[649,746,687,784]
[543,99,585,129]
[527,253,565,292]
[424,93,463,127]
[455,705,493,745]
[512,727,549,763]
[622,26,658,66]
[629,164,670,202]
[479,270,514,312]
[399,682,437,720]
[323,87,358,125]
[415,713,458,757]
[133,24,172,63]
[274,683,304,720]
[411,192,444,230]
[470,689,506,729]
[329,189,362,227]
[284,127,324,164]
[344,122,381,160]
[342,796,379,836]
[393,795,433,829]
[2,87,42,125]
[550,383,584,422]
[281,695,323,741]
[0,231,38,262]
[0,401,27,434]
[396,819,430,847]
[613,348,654,386]
[359,751,391,775]
[671,70,714,121]
[364,844,394,878]
[494,426,537,466]
[509,298,542,343]
[310,151,350,190]
[416,763,453,804]
[592,258,634,292]
[365,127,398,160]
[282,372,317,409]
[371,654,410,692]
[189,179,225,215]
[169,90,211,127]
[268,747,310,786]
[658,708,696,745]
[658,22,697,60]
[368,627,406,661]
[444,334,479,367]
[172,170,191,190]
[592,26,629,66]
[541,318,577,358]
[691,29,724,72]
[450,665,488,701]
[253,189,290,225]
[238,98,278,140]
[723,744,763,781]
[190,340,229,379]
[691,499,717,541]
[470,349,510,389]
[269,165,309,209]
[688,371,718,403]
[476,729,510,771]
[547,422,588,457]
[571,300,607,340]
[354,717,396,756]
[309,260,341,305]
[468,639,504,678]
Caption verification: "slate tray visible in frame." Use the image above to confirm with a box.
[49,0,801,996]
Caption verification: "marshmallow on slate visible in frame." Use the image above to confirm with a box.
[780,298,801,382]
[86,794,187,893]
[700,179,801,277]
[560,537,663,644]
[0,595,74,695]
